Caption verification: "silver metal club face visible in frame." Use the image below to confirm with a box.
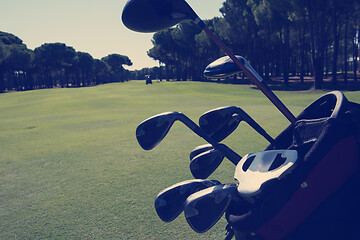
[184,184,237,233]
[199,106,242,142]
[136,111,242,165]
[136,112,181,150]
[189,144,214,160]
[203,55,244,79]
[190,149,224,179]
[155,179,218,222]
[199,106,275,144]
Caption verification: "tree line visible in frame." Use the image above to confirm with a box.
[2,0,360,92]
[147,0,360,89]
[0,31,132,93]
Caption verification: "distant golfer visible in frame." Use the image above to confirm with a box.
[145,75,152,84]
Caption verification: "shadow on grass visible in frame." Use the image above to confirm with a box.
[249,81,360,92]
[158,76,360,92]
[226,76,360,92]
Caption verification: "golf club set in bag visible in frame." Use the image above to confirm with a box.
[122,0,360,239]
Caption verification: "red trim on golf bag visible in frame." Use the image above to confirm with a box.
[253,136,359,240]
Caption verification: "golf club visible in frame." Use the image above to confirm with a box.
[136,111,241,165]
[190,148,224,179]
[203,55,241,79]
[122,0,297,124]
[199,106,275,145]
[234,150,298,196]
[204,55,261,80]
[155,179,220,222]
[189,144,214,160]
[184,183,237,233]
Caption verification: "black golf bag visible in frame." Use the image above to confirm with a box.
[226,91,360,240]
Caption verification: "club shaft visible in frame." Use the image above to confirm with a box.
[233,111,275,145]
[195,19,297,124]
[181,115,241,165]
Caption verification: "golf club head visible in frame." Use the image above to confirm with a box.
[190,149,224,179]
[204,55,265,82]
[199,106,243,142]
[189,144,214,160]
[203,55,245,79]
[184,184,237,233]
[122,0,198,33]
[154,179,219,222]
[235,150,298,196]
[136,112,182,150]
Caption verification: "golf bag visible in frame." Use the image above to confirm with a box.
[226,91,360,240]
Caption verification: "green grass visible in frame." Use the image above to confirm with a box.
[1,81,359,239]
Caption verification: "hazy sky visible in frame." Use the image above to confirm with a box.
[0,0,224,70]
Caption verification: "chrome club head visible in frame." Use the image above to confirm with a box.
[136,111,242,165]
[190,149,224,179]
[199,106,275,144]
[155,179,219,222]
[203,55,245,79]
[189,144,214,160]
[184,184,237,233]
[136,112,183,150]
[199,106,244,142]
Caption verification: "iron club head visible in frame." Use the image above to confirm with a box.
[199,106,275,145]
[189,144,214,160]
[190,149,224,179]
[184,184,237,233]
[136,112,183,150]
[199,106,244,142]
[136,111,242,165]
[154,179,220,222]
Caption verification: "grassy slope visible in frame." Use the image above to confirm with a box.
[0,81,359,239]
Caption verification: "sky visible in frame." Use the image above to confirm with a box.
[0,0,224,70]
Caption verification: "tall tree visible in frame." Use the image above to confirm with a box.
[93,59,110,85]
[0,41,9,92]
[148,29,177,81]
[34,43,76,88]
[77,52,94,86]
[303,0,331,89]
[353,0,360,81]
[220,0,257,60]
[0,31,33,91]
[172,20,202,80]
[331,0,341,85]
[6,45,33,90]
[195,18,223,79]
[102,54,132,82]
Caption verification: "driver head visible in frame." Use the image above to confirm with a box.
[203,55,246,79]
[122,0,197,33]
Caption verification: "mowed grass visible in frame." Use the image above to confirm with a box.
[1,81,359,239]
